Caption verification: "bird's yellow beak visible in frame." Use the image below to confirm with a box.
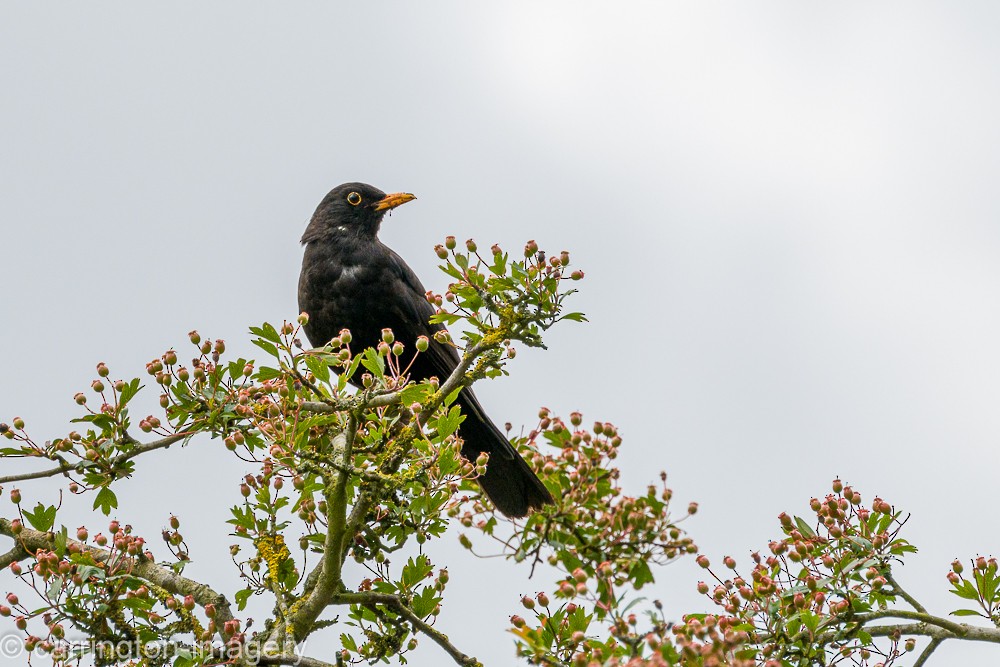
[374,192,416,212]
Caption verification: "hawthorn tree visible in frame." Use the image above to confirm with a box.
[1,240,998,666]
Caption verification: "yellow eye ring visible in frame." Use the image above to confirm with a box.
[347,192,362,206]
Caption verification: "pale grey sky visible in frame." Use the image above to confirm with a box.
[2,3,999,665]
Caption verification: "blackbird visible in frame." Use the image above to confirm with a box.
[297,182,554,517]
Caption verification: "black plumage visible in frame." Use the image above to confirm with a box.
[297,182,553,517]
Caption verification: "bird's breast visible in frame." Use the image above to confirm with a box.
[298,248,397,350]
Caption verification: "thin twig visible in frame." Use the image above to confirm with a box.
[0,432,190,485]
[885,570,927,613]
[330,591,481,667]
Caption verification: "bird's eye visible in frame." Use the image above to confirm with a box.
[347,192,362,206]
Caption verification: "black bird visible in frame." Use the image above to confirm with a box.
[297,182,554,517]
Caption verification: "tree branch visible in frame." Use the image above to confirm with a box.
[291,340,489,645]
[330,591,481,667]
[0,542,29,569]
[0,517,235,640]
[340,340,486,553]
[290,429,352,640]
[884,570,927,613]
[0,432,190,485]
[863,618,1000,643]
[853,609,969,636]
[912,637,945,667]
[258,656,338,667]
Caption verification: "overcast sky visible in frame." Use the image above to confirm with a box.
[2,3,999,665]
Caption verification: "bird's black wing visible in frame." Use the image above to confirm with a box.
[382,244,553,516]
[382,244,462,376]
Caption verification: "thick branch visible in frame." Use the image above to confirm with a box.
[300,390,401,414]
[330,591,481,667]
[341,340,486,551]
[0,542,29,569]
[291,340,489,644]
[0,518,235,640]
[861,618,1000,644]
[853,609,969,636]
[0,432,189,485]
[258,656,337,667]
[290,429,352,640]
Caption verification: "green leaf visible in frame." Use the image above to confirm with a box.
[117,378,143,406]
[93,487,118,515]
[628,560,655,588]
[71,413,116,432]
[411,587,441,618]
[22,503,57,531]
[360,348,385,378]
[560,312,588,322]
[54,527,68,557]
[305,354,332,385]
[437,406,465,438]
[399,383,432,406]
[402,555,433,588]
[951,580,981,601]
[256,366,284,381]
[444,385,463,406]
[251,339,279,359]
[249,323,282,344]
[173,650,196,667]
[235,588,253,611]
[950,608,985,617]
[75,565,105,582]
[794,516,816,538]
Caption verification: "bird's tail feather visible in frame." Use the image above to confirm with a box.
[455,390,554,518]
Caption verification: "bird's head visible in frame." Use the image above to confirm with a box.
[301,182,416,243]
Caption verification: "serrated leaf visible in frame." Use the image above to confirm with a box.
[304,354,331,385]
[360,348,385,378]
[437,406,464,438]
[411,587,441,618]
[399,383,432,405]
[117,378,143,406]
[951,580,981,601]
[250,323,282,344]
[235,588,253,611]
[23,503,57,531]
[93,487,118,515]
